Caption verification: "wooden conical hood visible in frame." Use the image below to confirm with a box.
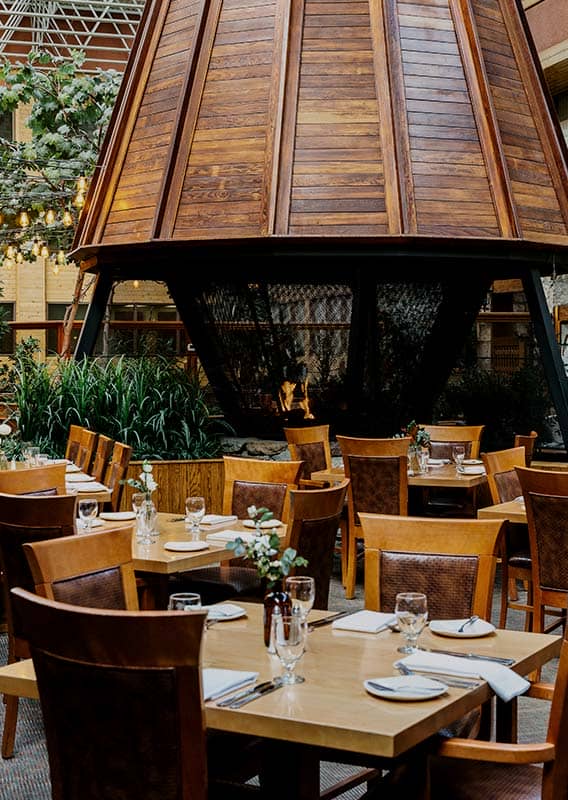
[73,0,568,263]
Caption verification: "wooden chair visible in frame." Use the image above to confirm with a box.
[423,633,568,800]
[23,526,138,610]
[514,430,538,466]
[516,466,568,637]
[0,463,66,495]
[0,492,76,758]
[89,433,114,483]
[286,479,349,610]
[283,424,332,487]
[336,435,410,599]
[10,587,210,800]
[64,423,83,463]
[73,427,98,472]
[421,424,486,517]
[103,441,133,511]
[481,446,532,629]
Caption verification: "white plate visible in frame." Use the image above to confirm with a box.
[242,519,283,529]
[458,465,486,475]
[462,459,483,466]
[163,541,210,552]
[364,675,447,701]
[77,518,105,530]
[429,619,496,638]
[66,473,95,482]
[99,511,137,521]
[65,463,81,473]
[203,604,246,621]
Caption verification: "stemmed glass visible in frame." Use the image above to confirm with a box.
[451,445,466,472]
[168,592,202,611]
[285,576,315,623]
[395,592,428,654]
[274,613,307,685]
[78,499,98,532]
[185,496,206,537]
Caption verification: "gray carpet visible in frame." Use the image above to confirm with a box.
[0,560,556,799]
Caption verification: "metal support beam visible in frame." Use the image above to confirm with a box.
[522,268,568,450]
[73,270,114,358]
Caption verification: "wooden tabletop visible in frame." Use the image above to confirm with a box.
[0,604,559,765]
[313,463,488,489]
[477,500,527,524]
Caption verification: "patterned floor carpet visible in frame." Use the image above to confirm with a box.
[0,559,556,799]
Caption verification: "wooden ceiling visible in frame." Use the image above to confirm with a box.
[71,0,568,273]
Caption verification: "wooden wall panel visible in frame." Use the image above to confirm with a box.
[288,0,387,235]
[398,0,500,236]
[103,0,203,244]
[174,0,278,238]
[471,0,568,238]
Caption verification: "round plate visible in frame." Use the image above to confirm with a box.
[66,473,95,482]
[163,541,209,552]
[364,675,447,701]
[242,519,283,529]
[203,604,246,621]
[462,459,483,466]
[458,465,485,475]
[429,619,496,638]
[99,511,137,521]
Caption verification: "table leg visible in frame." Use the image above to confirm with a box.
[135,571,170,609]
[259,740,320,800]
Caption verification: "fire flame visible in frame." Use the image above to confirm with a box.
[279,377,314,420]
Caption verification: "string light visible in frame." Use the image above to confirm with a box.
[77,176,87,192]
[19,211,30,228]
[40,244,50,258]
[62,210,74,227]
[45,209,56,224]
[56,249,66,266]
[52,261,60,275]
[133,279,140,289]
[31,240,41,257]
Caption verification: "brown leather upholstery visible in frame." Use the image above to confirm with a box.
[12,588,210,800]
[514,431,538,467]
[531,494,568,593]
[430,441,473,460]
[284,425,332,482]
[494,469,522,502]
[50,569,127,608]
[348,455,406,522]
[294,441,327,478]
[232,480,287,521]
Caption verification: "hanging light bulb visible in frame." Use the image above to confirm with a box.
[133,279,140,289]
[62,210,73,227]
[6,245,15,260]
[19,211,30,228]
[74,190,85,208]
[77,176,87,192]
[15,251,24,263]
[40,244,50,259]
[31,240,41,257]
[56,249,66,266]
[3,258,14,270]
[45,209,56,225]
[52,261,60,275]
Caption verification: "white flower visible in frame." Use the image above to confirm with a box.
[247,505,258,518]
[142,462,153,473]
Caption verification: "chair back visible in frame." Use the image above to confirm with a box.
[222,456,303,523]
[0,463,66,496]
[421,424,485,460]
[64,424,83,463]
[359,513,503,620]
[76,428,98,472]
[336,434,411,458]
[514,430,538,466]
[23,526,138,610]
[286,479,349,610]
[11,587,208,800]
[104,442,133,511]
[516,466,568,630]
[90,434,114,482]
[0,492,77,658]
[481,446,525,504]
[284,424,332,480]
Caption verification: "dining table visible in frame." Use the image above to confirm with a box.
[477,499,527,524]
[0,603,560,799]
[312,462,488,490]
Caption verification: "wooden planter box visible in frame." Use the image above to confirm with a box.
[120,458,224,515]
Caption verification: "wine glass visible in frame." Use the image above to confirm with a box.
[185,496,206,536]
[451,445,466,471]
[168,592,202,611]
[285,576,315,622]
[78,498,98,532]
[395,592,428,654]
[274,613,307,685]
[132,492,146,517]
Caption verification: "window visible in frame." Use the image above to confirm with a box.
[94,304,188,357]
[0,111,13,141]
[47,304,88,355]
[0,304,15,355]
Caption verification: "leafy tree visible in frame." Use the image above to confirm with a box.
[0,50,122,267]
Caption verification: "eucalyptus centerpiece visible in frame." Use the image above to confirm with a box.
[227,505,308,647]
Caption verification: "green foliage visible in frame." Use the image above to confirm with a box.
[2,339,233,459]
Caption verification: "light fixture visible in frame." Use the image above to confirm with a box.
[40,244,50,258]
[45,209,56,225]
[133,279,140,289]
[62,210,73,227]
[56,249,66,266]
[6,245,16,260]
[52,261,60,275]
[77,176,87,192]
[19,211,30,228]
[32,240,41,257]
[15,251,24,263]
[74,190,85,208]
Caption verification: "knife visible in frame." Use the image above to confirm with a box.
[216,680,273,707]
[420,647,515,666]
[308,610,353,630]
[227,681,283,708]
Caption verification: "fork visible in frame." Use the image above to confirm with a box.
[368,680,442,696]
[397,662,481,689]
[457,615,479,632]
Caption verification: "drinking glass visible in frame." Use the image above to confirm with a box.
[451,445,466,471]
[132,492,146,517]
[185,496,206,536]
[395,592,428,654]
[274,613,307,685]
[78,498,98,532]
[168,592,202,611]
[285,576,315,622]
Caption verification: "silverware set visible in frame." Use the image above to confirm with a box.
[216,679,283,708]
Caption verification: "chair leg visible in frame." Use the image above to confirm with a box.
[345,526,357,600]
[2,694,19,758]
[499,562,509,629]
[339,519,348,589]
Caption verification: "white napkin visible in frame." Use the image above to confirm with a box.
[400,652,530,702]
[458,465,486,475]
[66,480,109,492]
[332,610,397,633]
[205,529,256,544]
[77,518,105,530]
[428,458,449,467]
[200,514,238,526]
[202,667,258,701]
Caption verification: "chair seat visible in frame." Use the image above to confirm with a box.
[170,566,264,605]
[428,756,542,800]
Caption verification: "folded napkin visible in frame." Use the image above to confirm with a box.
[77,518,105,530]
[399,651,529,703]
[202,667,258,701]
[458,465,486,475]
[332,610,397,633]
[428,458,449,467]
[66,480,109,492]
[205,529,256,544]
[200,514,238,526]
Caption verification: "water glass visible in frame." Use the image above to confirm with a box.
[137,501,158,545]
[185,496,206,536]
[285,576,315,622]
[78,498,98,532]
[132,492,146,517]
[168,592,202,611]
[451,445,466,471]
[274,613,307,684]
[395,592,428,654]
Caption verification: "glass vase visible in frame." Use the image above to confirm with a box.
[137,497,158,545]
[263,582,291,649]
